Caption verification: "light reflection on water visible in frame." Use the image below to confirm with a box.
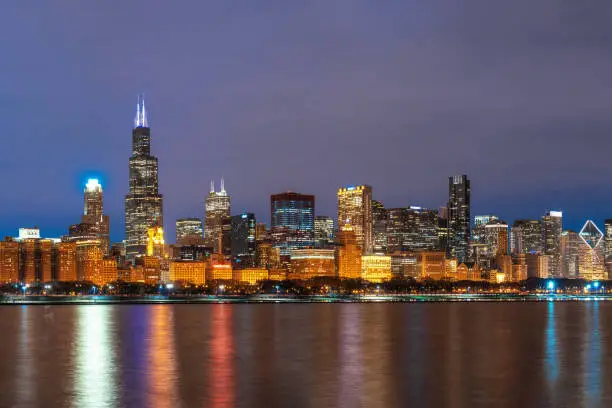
[0,303,610,407]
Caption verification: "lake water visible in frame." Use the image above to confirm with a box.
[0,302,610,407]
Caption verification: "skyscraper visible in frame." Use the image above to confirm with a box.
[511,220,542,255]
[270,192,315,256]
[577,220,606,280]
[337,185,373,254]
[372,200,389,254]
[604,219,612,276]
[447,175,470,262]
[82,178,110,254]
[386,207,439,253]
[230,212,256,267]
[541,210,562,277]
[561,230,580,278]
[314,216,335,249]
[125,95,163,260]
[204,179,231,253]
[176,218,204,244]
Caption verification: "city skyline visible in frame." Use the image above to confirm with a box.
[3,2,612,242]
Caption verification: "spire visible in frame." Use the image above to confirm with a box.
[220,177,225,193]
[134,94,148,128]
[210,180,215,194]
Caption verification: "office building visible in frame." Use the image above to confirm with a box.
[337,185,373,254]
[125,96,164,259]
[176,218,203,244]
[336,223,362,279]
[270,192,315,256]
[147,226,166,258]
[472,215,498,244]
[605,219,612,276]
[230,212,256,267]
[386,206,439,253]
[447,175,470,262]
[314,216,335,249]
[256,242,281,270]
[372,200,389,254]
[289,249,335,280]
[0,238,19,283]
[541,210,563,277]
[437,207,449,254]
[361,255,392,283]
[204,179,231,252]
[234,268,269,285]
[484,220,509,256]
[53,241,77,281]
[577,220,606,280]
[170,260,207,285]
[561,230,580,279]
[511,220,542,255]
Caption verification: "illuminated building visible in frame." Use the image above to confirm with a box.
[76,240,103,283]
[336,223,362,279]
[81,179,110,254]
[53,241,77,281]
[255,223,268,242]
[178,244,212,261]
[541,210,562,277]
[386,206,439,253]
[19,238,53,283]
[207,254,233,281]
[140,256,161,284]
[447,175,470,262]
[230,213,256,267]
[415,252,447,280]
[389,251,417,278]
[511,220,542,255]
[577,220,606,280]
[526,253,550,278]
[437,206,449,254]
[234,268,269,285]
[605,219,612,276]
[125,95,164,259]
[337,185,373,253]
[314,216,335,249]
[561,230,580,278]
[170,260,207,285]
[204,179,231,253]
[511,254,528,282]
[176,218,203,244]
[372,200,388,254]
[484,220,509,256]
[472,215,498,244]
[361,255,392,283]
[90,258,118,287]
[494,254,513,281]
[110,242,126,266]
[289,249,335,280]
[256,242,281,269]
[0,238,19,283]
[147,226,166,258]
[269,269,287,281]
[270,192,315,256]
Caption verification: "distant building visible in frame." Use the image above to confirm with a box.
[170,260,207,285]
[361,255,392,283]
[125,96,164,259]
[561,230,580,278]
[270,192,315,256]
[230,213,256,267]
[526,253,551,279]
[314,216,335,249]
[484,220,509,257]
[447,175,470,262]
[472,215,498,244]
[337,185,373,254]
[256,242,281,270]
[372,200,389,254]
[386,206,438,253]
[577,220,606,281]
[176,218,203,244]
[146,226,166,258]
[511,220,542,255]
[289,249,335,280]
[605,219,612,276]
[53,241,77,281]
[541,211,563,277]
[0,238,19,283]
[336,223,362,279]
[204,179,231,253]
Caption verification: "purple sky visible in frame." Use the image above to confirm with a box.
[2,1,612,242]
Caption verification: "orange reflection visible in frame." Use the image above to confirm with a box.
[209,304,235,408]
[147,305,178,408]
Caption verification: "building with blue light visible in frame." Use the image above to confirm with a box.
[270,192,315,256]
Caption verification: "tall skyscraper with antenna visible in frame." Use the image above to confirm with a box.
[204,178,231,253]
[125,95,163,260]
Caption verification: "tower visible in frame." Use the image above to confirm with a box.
[541,210,562,277]
[204,179,231,253]
[270,192,315,256]
[337,185,373,254]
[447,175,470,262]
[125,95,164,260]
[82,178,110,254]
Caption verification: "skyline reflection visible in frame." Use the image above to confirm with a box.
[208,304,235,408]
[147,305,179,408]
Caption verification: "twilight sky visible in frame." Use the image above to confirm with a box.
[2,1,612,242]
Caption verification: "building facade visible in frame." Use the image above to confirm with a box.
[176,218,203,244]
[337,185,373,254]
[447,175,470,262]
[314,216,335,249]
[541,211,563,277]
[125,96,164,259]
[204,179,231,252]
[230,213,257,267]
[270,192,315,256]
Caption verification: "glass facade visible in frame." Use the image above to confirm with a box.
[337,185,373,254]
[270,192,315,256]
[447,175,470,262]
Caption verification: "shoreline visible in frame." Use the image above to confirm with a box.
[1,293,611,305]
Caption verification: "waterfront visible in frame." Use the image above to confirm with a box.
[0,303,611,407]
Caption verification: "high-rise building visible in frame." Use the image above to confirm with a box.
[541,210,563,277]
[289,249,336,280]
[577,220,606,281]
[147,226,166,258]
[472,215,498,244]
[386,207,438,253]
[230,212,256,267]
[125,96,164,259]
[19,238,53,283]
[204,179,231,253]
[0,238,19,283]
[314,216,335,249]
[270,192,315,256]
[176,218,203,244]
[337,185,373,254]
[484,220,509,257]
[336,223,362,279]
[511,220,542,255]
[561,230,580,278]
[605,219,612,276]
[437,206,449,253]
[81,179,110,254]
[447,175,470,262]
[372,200,389,254]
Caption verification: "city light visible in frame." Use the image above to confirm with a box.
[547,281,555,291]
